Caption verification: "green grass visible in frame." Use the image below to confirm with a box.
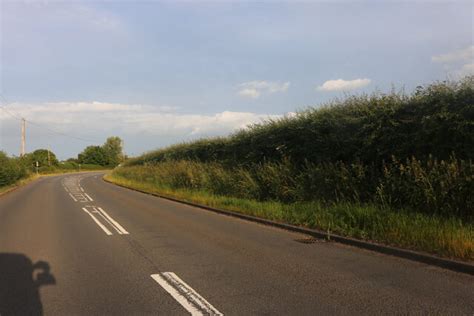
[0,174,40,195]
[105,173,474,262]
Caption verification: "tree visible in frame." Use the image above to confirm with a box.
[78,146,108,166]
[23,149,59,168]
[102,136,123,166]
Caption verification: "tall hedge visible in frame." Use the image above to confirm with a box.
[127,76,473,167]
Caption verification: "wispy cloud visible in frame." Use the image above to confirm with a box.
[431,46,474,78]
[317,78,371,92]
[457,63,474,77]
[432,46,473,63]
[237,81,290,99]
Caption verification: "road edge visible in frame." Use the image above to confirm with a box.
[0,175,41,197]
[103,176,474,276]
[0,170,109,198]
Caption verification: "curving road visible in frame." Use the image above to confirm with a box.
[0,172,473,315]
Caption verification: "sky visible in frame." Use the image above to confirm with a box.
[0,0,473,159]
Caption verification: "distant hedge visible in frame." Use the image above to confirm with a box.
[127,76,473,167]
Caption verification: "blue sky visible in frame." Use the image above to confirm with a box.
[1,0,473,159]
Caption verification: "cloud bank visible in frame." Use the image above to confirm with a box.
[317,78,371,92]
[0,101,283,157]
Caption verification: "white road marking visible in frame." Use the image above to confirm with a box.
[67,176,129,236]
[151,273,223,316]
[82,207,112,235]
[97,207,129,234]
[93,210,122,234]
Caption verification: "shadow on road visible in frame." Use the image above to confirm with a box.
[0,253,56,316]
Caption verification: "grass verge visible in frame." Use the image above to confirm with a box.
[0,174,40,196]
[105,173,473,262]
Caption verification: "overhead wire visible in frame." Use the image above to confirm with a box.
[0,94,102,144]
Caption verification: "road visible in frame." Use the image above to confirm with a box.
[0,172,473,315]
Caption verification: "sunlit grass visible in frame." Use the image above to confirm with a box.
[106,173,474,261]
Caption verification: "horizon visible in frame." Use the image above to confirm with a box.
[1,0,472,160]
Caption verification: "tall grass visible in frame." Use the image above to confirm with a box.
[107,171,474,260]
[115,157,473,220]
[111,77,474,260]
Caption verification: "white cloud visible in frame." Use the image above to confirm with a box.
[0,101,281,148]
[237,81,290,99]
[238,88,260,99]
[317,78,371,92]
[456,63,474,77]
[432,46,474,63]
[431,46,474,79]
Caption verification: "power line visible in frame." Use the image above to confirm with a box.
[0,95,102,144]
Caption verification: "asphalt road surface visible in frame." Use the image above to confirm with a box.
[1,172,473,315]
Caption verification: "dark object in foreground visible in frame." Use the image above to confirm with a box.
[0,253,56,316]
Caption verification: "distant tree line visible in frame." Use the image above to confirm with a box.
[0,136,123,187]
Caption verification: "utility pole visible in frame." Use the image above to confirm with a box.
[121,139,125,163]
[21,118,26,157]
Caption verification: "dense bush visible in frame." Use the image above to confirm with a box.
[127,77,473,167]
[118,77,473,221]
[0,152,28,187]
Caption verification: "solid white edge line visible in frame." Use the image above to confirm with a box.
[151,274,204,316]
[97,207,129,234]
[163,272,223,315]
[82,207,113,235]
[84,193,94,201]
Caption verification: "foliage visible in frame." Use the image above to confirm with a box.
[77,136,123,166]
[102,136,123,166]
[119,77,473,221]
[0,151,28,187]
[78,146,109,166]
[107,173,474,260]
[23,149,59,169]
[113,156,473,221]
[127,76,473,167]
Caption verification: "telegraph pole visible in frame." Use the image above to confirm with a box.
[21,118,26,157]
[121,139,125,163]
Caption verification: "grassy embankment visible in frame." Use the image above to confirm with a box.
[108,77,474,261]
